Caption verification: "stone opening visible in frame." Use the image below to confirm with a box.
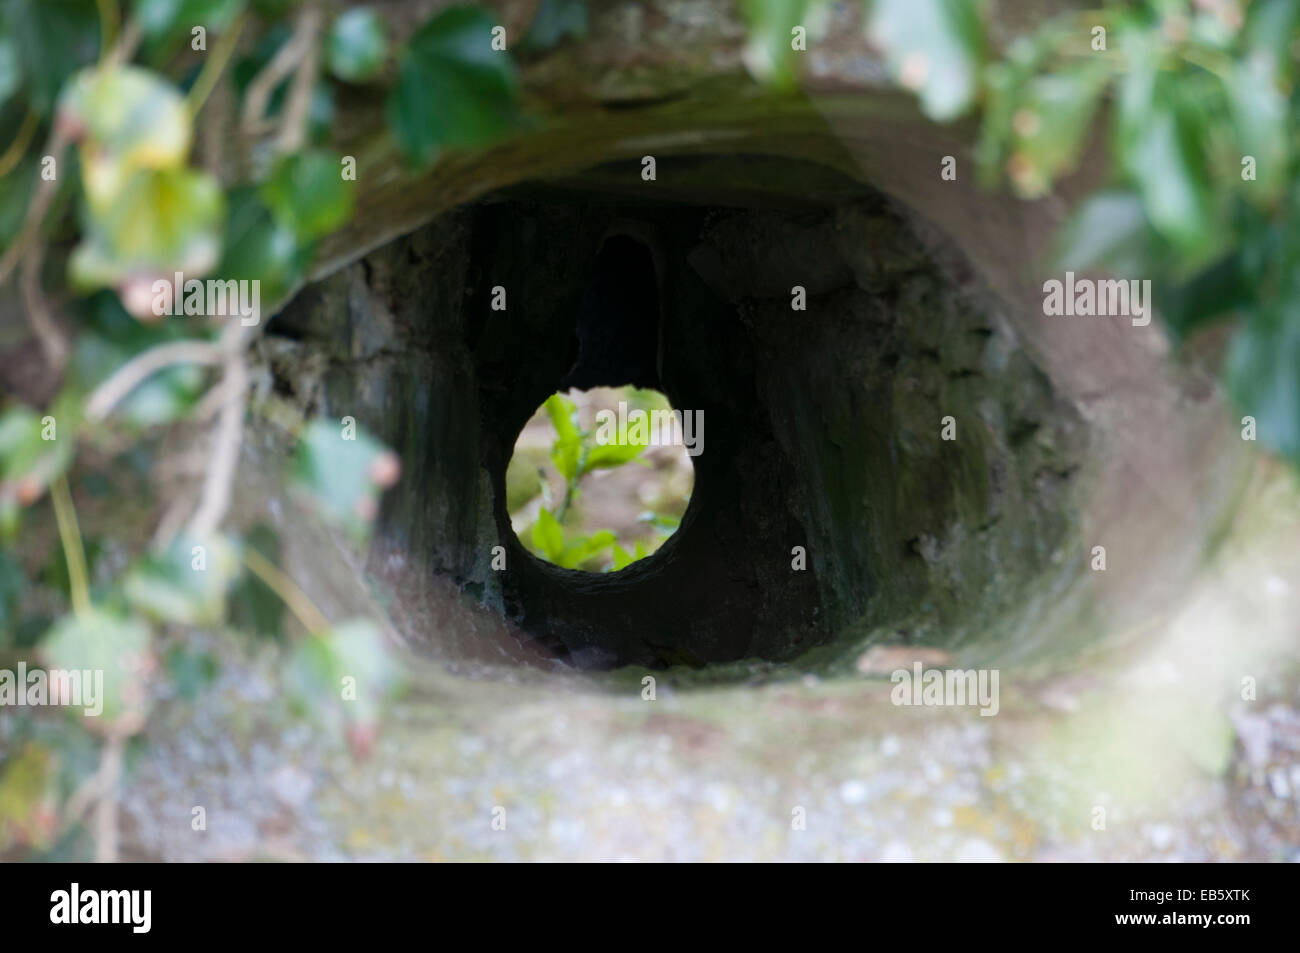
[273,156,1087,672]
[505,386,696,573]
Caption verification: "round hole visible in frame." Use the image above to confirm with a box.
[506,386,696,572]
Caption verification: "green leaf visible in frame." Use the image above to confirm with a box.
[1226,299,1300,464]
[123,533,241,626]
[867,0,983,121]
[524,0,588,50]
[7,0,101,117]
[260,150,355,241]
[557,529,616,570]
[0,35,20,110]
[532,507,565,562]
[1226,52,1287,201]
[291,418,399,537]
[216,187,307,306]
[133,0,246,39]
[544,393,580,482]
[40,608,153,724]
[286,619,399,724]
[386,5,519,165]
[1004,65,1109,197]
[327,7,388,83]
[70,167,225,291]
[0,405,75,528]
[583,437,645,473]
[609,544,633,571]
[738,0,809,88]
[1118,72,1213,257]
[60,67,193,197]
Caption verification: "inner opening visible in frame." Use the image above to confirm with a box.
[279,155,1087,671]
[507,386,695,572]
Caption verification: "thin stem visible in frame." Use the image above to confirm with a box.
[0,109,39,179]
[95,0,120,65]
[186,13,247,117]
[50,475,91,619]
[85,340,222,421]
[242,547,330,636]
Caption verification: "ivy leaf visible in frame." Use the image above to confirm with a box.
[286,619,399,727]
[1226,298,1300,465]
[70,167,225,292]
[867,0,983,121]
[216,187,308,307]
[60,67,193,208]
[387,5,519,165]
[40,608,154,727]
[1117,72,1213,258]
[1004,66,1109,198]
[133,0,247,40]
[0,404,75,535]
[260,150,355,241]
[524,0,588,51]
[123,533,241,627]
[6,0,101,117]
[327,7,388,83]
[1226,52,1287,202]
[291,418,401,538]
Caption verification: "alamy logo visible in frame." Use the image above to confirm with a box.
[1042,271,1151,327]
[890,662,1000,716]
[0,663,103,716]
[594,401,704,457]
[50,883,151,933]
[151,273,261,326]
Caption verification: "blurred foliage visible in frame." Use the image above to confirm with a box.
[742,0,1300,464]
[0,0,525,858]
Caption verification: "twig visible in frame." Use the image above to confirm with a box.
[92,732,125,863]
[276,6,322,154]
[240,5,322,139]
[103,19,141,69]
[60,763,107,834]
[85,340,222,421]
[186,326,248,537]
[0,126,69,290]
[186,13,247,117]
[19,239,68,370]
[95,0,120,64]
[50,475,91,619]
[243,547,330,636]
